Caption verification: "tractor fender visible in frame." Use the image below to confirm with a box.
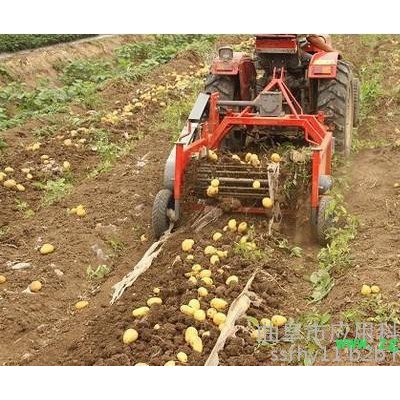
[211,52,256,101]
[308,51,339,79]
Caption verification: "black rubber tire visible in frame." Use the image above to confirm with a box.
[152,189,173,239]
[317,195,334,245]
[204,74,237,101]
[352,77,361,127]
[317,61,354,157]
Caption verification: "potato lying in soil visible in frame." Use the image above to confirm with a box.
[30,281,42,293]
[75,300,89,310]
[40,243,55,255]
[123,328,138,344]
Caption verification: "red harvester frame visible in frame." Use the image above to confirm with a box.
[174,67,333,219]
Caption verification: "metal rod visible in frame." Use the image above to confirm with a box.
[217,100,258,107]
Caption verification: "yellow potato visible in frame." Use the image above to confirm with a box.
[76,205,86,217]
[201,277,213,286]
[227,219,237,231]
[199,269,212,278]
[188,299,201,310]
[4,167,14,173]
[40,243,55,255]
[211,179,220,188]
[185,327,198,344]
[212,312,227,326]
[226,275,239,285]
[245,153,252,162]
[75,300,89,310]
[26,173,33,180]
[135,363,149,366]
[271,315,287,327]
[63,139,73,146]
[123,328,139,344]
[192,264,202,273]
[202,330,211,338]
[164,360,176,366]
[204,245,217,255]
[271,153,281,163]
[132,306,150,318]
[212,232,222,241]
[153,324,160,330]
[210,255,220,265]
[208,150,218,162]
[238,222,248,233]
[181,239,194,252]
[231,154,241,162]
[0,172,6,181]
[206,185,218,197]
[3,179,16,189]
[180,304,195,316]
[216,250,228,258]
[371,285,380,294]
[177,352,188,364]
[188,276,198,285]
[198,287,208,297]
[186,254,194,261]
[29,281,42,293]
[207,307,217,318]
[361,284,372,296]
[260,318,272,327]
[153,287,161,294]
[0,275,6,284]
[147,297,163,307]
[63,161,71,170]
[210,298,228,311]
[190,336,203,353]
[252,180,261,189]
[16,184,25,192]
[262,197,273,208]
[194,309,206,322]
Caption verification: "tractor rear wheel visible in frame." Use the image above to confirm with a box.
[317,61,354,157]
[316,195,334,245]
[152,189,174,239]
[352,77,361,127]
[204,74,237,100]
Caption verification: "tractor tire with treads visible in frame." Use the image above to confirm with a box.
[316,195,334,245]
[204,74,236,101]
[352,77,361,127]
[152,189,173,239]
[317,61,354,157]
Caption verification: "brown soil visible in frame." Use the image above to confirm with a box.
[1,34,400,366]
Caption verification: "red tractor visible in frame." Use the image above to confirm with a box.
[152,34,360,243]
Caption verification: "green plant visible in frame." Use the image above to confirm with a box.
[0,226,9,239]
[108,238,125,257]
[0,136,7,151]
[37,177,73,206]
[309,193,358,302]
[233,241,267,262]
[86,264,111,280]
[15,199,35,218]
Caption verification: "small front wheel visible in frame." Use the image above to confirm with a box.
[317,195,334,245]
[152,189,174,239]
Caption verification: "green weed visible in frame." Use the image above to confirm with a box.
[86,264,111,280]
[37,177,73,206]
